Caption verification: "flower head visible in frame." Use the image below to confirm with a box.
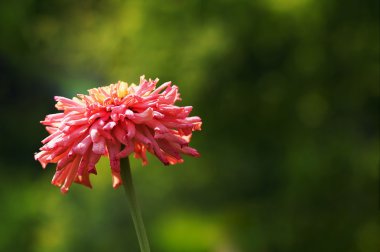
[35,76,202,193]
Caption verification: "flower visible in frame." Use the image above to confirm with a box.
[35,76,202,194]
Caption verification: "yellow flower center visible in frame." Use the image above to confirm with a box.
[86,81,130,104]
[117,81,129,98]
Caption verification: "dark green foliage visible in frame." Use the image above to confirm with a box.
[0,0,378,251]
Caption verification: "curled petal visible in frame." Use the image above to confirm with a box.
[106,140,122,188]
[41,130,62,144]
[155,132,189,145]
[73,135,92,155]
[128,108,154,124]
[92,137,107,154]
[87,152,101,173]
[134,130,152,147]
[113,125,128,144]
[117,140,134,159]
[60,156,81,194]
[134,144,148,166]
[145,119,169,134]
[103,121,117,131]
[151,81,171,95]
[125,121,135,139]
[181,146,200,157]
[142,126,169,165]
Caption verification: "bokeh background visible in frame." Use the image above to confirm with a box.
[0,0,378,251]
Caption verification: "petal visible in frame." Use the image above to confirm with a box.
[113,125,128,144]
[134,143,148,166]
[151,81,171,95]
[128,108,154,124]
[145,119,169,134]
[73,135,92,155]
[142,126,169,165]
[103,121,117,131]
[125,121,136,139]
[87,152,101,172]
[56,153,75,170]
[106,140,121,172]
[116,136,134,158]
[60,155,81,194]
[155,132,188,145]
[92,136,106,154]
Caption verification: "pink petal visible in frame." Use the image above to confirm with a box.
[92,136,106,154]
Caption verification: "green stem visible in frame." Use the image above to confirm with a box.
[120,157,151,252]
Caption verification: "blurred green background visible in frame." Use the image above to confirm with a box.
[0,0,378,251]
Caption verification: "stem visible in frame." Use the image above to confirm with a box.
[120,157,151,252]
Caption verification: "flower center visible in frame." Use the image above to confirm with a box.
[87,81,130,104]
[117,81,129,98]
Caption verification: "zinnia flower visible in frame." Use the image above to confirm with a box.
[35,76,202,193]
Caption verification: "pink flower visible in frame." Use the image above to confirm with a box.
[35,76,202,194]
